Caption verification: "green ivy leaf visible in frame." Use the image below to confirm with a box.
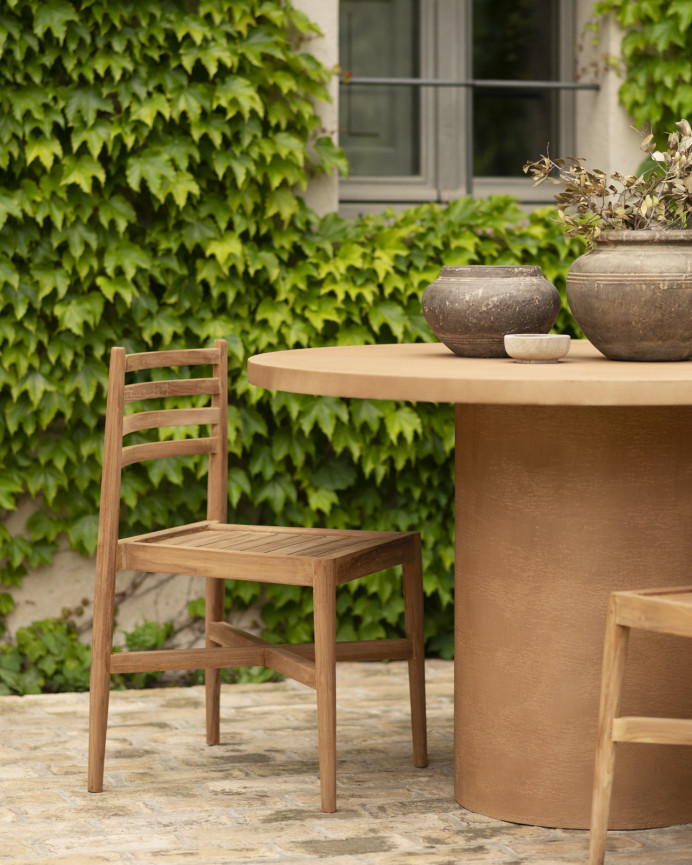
[60,154,106,193]
[299,397,349,439]
[139,307,180,344]
[67,514,99,556]
[312,458,357,491]
[206,233,243,270]
[264,187,299,223]
[214,77,264,120]
[26,464,63,506]
[0,190,22,230]
[25,137,63,171]
[255,475,297,512]
[368,302,410,341]
[0,475,24,510]
[103,241,152,280]
[26,510,66,544]
[65,89,112,127]
[54,293,105,336]
[0,593,15,616]
[11,370,55,408]
[228,466,251,508]
[33,1,79,42]
[351,400,384,434]
[306,488,338,515]
[126,150,177,198]
[312,136,349,177]
[238,27,285,66]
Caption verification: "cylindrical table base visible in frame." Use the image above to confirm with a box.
[454,404,692,829]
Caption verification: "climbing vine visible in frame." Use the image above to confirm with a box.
[594,0,692,142]
[0,0,581,693]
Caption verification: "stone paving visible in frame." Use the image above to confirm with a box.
[1,659,690,865]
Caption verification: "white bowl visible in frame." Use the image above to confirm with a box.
[504,333,571,363]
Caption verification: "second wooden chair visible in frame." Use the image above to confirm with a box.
[589,586,692,864]
[88,339,427,811]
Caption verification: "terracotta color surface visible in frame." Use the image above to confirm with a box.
[247,340,692,829]
[247,340,692,406]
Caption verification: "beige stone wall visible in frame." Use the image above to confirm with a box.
[294,0,339,216]
[4,500,264,649]
[575,0,644,176]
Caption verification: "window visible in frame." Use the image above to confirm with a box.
[338,0,577,214]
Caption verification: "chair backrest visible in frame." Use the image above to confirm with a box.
[97,339,228,558]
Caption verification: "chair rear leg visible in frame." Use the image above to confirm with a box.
[403,537,427,768]
[313,567,337,812]
[589,600,630,865]
[206,577,226,745]
[88,661,111,792]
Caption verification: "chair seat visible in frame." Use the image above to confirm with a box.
[119,521,417,586]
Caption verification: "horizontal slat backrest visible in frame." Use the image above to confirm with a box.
[122,408,220,436]
[119,344,226,461]
[97,339,228,572]
[125,347,222,373]
[121,437,218,468]
[124,378,220,404]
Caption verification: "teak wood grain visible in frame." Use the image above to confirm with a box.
[88,339,427,813]
[589,586,692,864]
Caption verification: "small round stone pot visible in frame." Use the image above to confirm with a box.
[566,230,692,362]
[421,265,561,358]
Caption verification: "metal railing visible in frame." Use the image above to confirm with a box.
[339,76,600,195]
[340,77,598,91]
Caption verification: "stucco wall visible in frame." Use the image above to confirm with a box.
[3,500,263,649]
[574,1,644,176]
[295,0,339,216]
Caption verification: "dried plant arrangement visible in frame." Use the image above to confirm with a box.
[524,119,692,247]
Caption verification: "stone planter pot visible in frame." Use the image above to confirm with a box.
[566,230,692,361]
[421,265,561,358]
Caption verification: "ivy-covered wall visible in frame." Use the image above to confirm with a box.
[593,0,692,144]
[0,0,583,694]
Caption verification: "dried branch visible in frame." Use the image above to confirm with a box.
[523,120,692,248]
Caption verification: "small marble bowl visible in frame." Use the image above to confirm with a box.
[504,333,571,363]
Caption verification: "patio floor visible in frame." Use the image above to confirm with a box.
[1,659,690,865]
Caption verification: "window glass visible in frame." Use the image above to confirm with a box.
[339,0,420,177]
[472,0,558,177]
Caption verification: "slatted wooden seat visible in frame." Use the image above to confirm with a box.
[589,586,692,864]
[88,339,427,811]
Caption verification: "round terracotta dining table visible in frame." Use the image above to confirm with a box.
[247,340,692,829]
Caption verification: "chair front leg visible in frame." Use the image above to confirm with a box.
[205,577,226,746]
[403,535,427,768]
[589,599,630,865]
[313,565,337,813]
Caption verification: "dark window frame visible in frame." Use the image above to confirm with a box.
[337,0,598,211]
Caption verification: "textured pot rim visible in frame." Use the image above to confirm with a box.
[438,265,543,276]
[595,229,692,244]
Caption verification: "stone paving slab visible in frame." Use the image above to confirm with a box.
[0,660,690,864]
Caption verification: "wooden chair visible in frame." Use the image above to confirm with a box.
[589,586,692,864]
[88,339,427,811]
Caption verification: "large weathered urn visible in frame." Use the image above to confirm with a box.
[421,265,561,357]
[566,230,692,361]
